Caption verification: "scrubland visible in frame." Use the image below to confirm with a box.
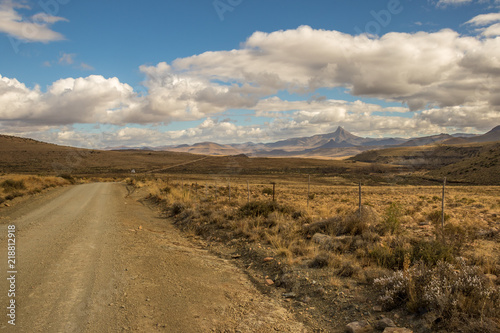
[133,175,500,332]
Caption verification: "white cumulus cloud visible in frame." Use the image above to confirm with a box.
[0,0,67,42]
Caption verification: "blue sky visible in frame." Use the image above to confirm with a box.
[1,0,500,148]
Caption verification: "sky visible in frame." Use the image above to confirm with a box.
[1,0,500,148]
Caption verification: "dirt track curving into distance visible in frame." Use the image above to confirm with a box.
[0,183,308,332]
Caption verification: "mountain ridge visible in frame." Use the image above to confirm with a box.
[142,126,499,159]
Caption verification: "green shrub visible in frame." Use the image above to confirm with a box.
[412,240,455,266]
[239,201,292,218]
[427,210,450,225]
[370,238,456,270]
[370,244,411,270]
[262,187,273,195]
[380,202,403,235]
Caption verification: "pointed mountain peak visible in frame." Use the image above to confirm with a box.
[329,126,359,141]
[334,126,346,134]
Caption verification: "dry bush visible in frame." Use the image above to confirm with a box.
[239,200,293,218]
[0,175,71,203]
[375,258,500,332]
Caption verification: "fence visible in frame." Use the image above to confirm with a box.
[142,175,464,233]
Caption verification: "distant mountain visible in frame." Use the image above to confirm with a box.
[362,137,407,146]
[468,125,500,143]
[265,126,367,149]
[104,125,500,159]
[167,142,242,155]
[451,133,479,138]
[399,134,453,147]
[316,138,355,149]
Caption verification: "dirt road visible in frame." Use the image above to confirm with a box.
[0,183,307,332]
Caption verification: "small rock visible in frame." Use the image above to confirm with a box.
[383,328,413,333]
[372,306,383,312]
[265,278,274,286]
[282,292,297,298]
[345,320,373,333]
[375,318,396,330]
[231,254,241,259]
[263,257,274,262]
[312,233,333,245]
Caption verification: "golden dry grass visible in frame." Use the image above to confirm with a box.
[0,174,72,204]
[134,176,500,330]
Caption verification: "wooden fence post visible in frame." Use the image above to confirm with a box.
[272,182,276,202]
[247,180,250,203]
[358,182,362,217]
[228,179,231,202]
[442,177,446,229]
[307,175,311,209]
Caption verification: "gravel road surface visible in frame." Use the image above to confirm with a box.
[0,183,307,332]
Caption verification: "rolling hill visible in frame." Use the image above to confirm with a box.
[0,134,366,177]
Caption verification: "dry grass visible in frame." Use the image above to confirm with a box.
[0,174,72,204]
[137,175,500,331]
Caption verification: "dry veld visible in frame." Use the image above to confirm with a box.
[1,134,499,332]
[133,174,500,332]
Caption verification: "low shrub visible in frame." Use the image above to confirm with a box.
[332,206,379,236]
[380,202,403,235]
[170,202,186,216]
[370,238,456,270]
[412,239,455,266]
[239,201,292,218]
[1,179,26,192]
[5,192,23,201]
[427,209,450,225]
[58,173,76,184]
[375,259,500,332]
[262,187,273,195]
